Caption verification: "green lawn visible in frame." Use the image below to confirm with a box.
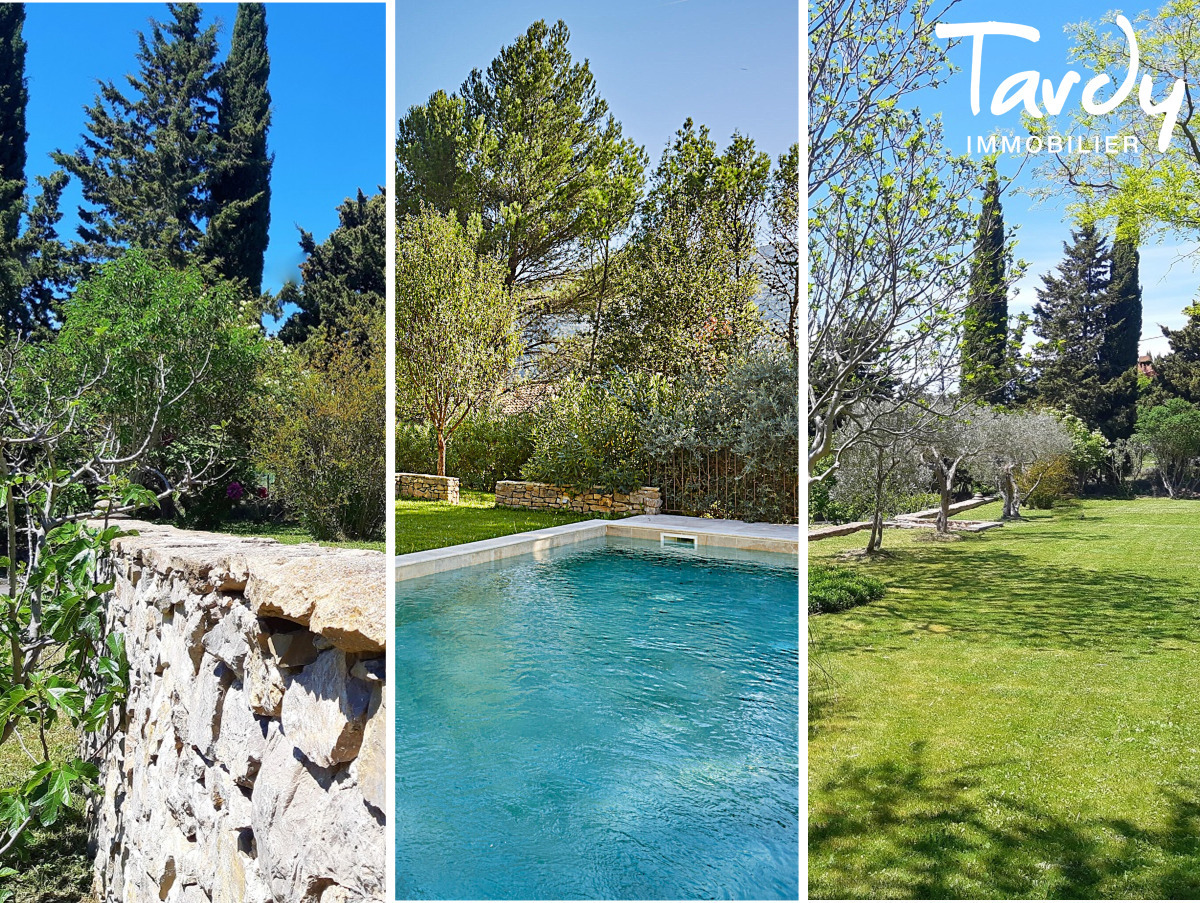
[0,719,92,902]
[215,520,384,552]
[396,489,597,554]
[810,498,1200,899]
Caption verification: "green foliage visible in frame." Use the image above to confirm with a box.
[207,2,272,295]
[595,122,768,376]
[1031,223,1138,439]
[645,351,799,522]
[1134,397,1200,498]
[54,3,220,267]
[397,19,646,296]
[1156,299,1200,404]
[278,190,384,344]
[763,143,800,352]
[1018,456,1074,509]
[254,308,385,541]
[523,373,669,493]
[395,409,537,493]
[961,164,1011,404]
[395,208,520,475]
[53,250,265,480]
[808,563,885,615]
[0,520,132,862]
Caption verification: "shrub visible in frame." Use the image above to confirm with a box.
[395,408,538,492]
[522,373,669,492]
[645,351,799,522]
[1134,398,1200,497]
[255,309,385,540]
[809,564,886,614]
[1018,456,1074,509]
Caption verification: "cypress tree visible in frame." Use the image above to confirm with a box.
[0,3,27,335]
[0,3,26,247]
[961,164,1008,404]
[53,3,219,268]
[1106,216,1142,377]
[207,2,272,294]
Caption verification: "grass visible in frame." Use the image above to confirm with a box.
[395,489,598,554]
[0,719,93,902]
[809,498,1200,899]
[214,519,384,552]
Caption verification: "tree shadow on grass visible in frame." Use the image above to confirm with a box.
[810,742,1200,900]
[811,744,1200,898]
[814,537,1200,657]
[7,804,92,902]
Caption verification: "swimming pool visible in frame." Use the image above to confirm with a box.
[395,536,799,900]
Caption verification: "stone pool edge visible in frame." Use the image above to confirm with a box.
[394,515,799,581]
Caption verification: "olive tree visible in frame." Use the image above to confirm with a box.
[1135,398,1200,497]
[974,408,1074,519]
[829,403,930,553]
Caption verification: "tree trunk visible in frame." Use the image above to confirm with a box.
[1000,467,1019,519]
[936,464,952,533]
[866,510,883,553]
[436,428,447,477]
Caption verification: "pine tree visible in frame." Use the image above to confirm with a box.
[207,2,271,294]
[1157,300,1200,403]
[1032,223,1140,438]
[961,165,1009,404]
[53,3,219,268]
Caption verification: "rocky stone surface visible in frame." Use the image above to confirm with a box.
[495,480,662,516]
[396,472,459,503]
[84,520,386,903]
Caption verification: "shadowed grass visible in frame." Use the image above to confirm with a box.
[395,489,598,554]
[810,498,1200,899]
[0,718,93,901]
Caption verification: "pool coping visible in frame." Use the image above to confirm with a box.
[395,515,799,581]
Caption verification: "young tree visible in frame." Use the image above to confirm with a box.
[54,3,219,267]
[829,404,929,553]
[1,251,261,859]
[961,165,1010,404]
[921,402,989,534]
[395,209,521,475]
[808,0,989,483]
[278,190,385,344]
[207,2,272,295]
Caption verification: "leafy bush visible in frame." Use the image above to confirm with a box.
[1135,398,1200,498]
[395,409,538,492]
[1018,456,1074,509]
[645,351,799,522]
[522,373,670,492]
[254,309,385,540]
[809,564,886,614]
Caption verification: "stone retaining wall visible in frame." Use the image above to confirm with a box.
[396,472,459,504]
[85,521,386,903]
[495,480,662,516]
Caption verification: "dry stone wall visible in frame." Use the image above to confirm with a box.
[495,480,662,515]
[84,521,386,903]
[396,472,459,503]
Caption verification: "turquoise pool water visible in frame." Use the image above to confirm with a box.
[394,537,799,900]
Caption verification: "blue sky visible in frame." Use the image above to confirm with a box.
[24,2,386,310]
[396,0,799,176]
[921,0,1198,354]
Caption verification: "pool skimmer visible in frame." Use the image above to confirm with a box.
[659,532,698,549]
